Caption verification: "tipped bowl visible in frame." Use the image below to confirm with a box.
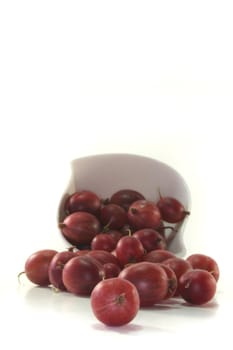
[57,153,191,255]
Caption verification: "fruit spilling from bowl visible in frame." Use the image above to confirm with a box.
[57,153,191,255]
[19,154,220,327]
[19,186,220,327]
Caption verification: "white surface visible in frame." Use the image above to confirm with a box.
[1,1,233,348]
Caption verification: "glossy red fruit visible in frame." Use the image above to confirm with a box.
[48,250,76,291]
[128,200,161,230]
[115,236,145,266]
[110,189,145,211]
[88,249,121,267]
[186,253,220,282]
[91,233,117,252]
[163,257,193,296]
[59,211,101,247]
[159,263,178,299]
[143,249,176,263]
[102,263,121,279]
[156,195,189,223]
[23,249,57,286]
[91,277,140,326]
[75,249,90,257]
[107,229,123,244]
[132,228,167,252]
[119,262,168,306]
[100,204,128,230]
[65,190,101,215]
[62,255,103,296]
[179,269,217,305]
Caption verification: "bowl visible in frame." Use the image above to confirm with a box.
[57,153,191,256]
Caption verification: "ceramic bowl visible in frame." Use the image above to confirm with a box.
[57,153,191,255]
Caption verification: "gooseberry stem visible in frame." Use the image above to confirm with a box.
[17,271,25,284]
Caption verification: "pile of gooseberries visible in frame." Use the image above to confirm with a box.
[19,189,220,327]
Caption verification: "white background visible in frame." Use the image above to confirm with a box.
[0,1,233,349]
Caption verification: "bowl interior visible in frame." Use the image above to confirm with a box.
[57,153,191,255]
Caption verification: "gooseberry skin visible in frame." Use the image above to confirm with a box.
[107,229,123,244]
[75,249,90,257]
[100,204,128,230]
[24,249,58,286]
[128,200,161,230]
[62,255,103,296]
[186,253,220,282]
[65,190,101,215]
[143,249,176,263]
[102,263,122,279]
[132,228,167,252]
[119,261,168,306]
[179,269,217,305]
[157,196,189,223]
[90,277,140,326]
[48,250,76,291]
[87,249,121,267]
[115,236,145,266]
[110,189,145,211]
[59,211,101,247]
[91,233,117,252]
[163,257,193,296]
[159,264,178,299]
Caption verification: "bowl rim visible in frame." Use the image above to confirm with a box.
[70,152,191,200]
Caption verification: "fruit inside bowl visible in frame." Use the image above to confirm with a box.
[57,153,191,256]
